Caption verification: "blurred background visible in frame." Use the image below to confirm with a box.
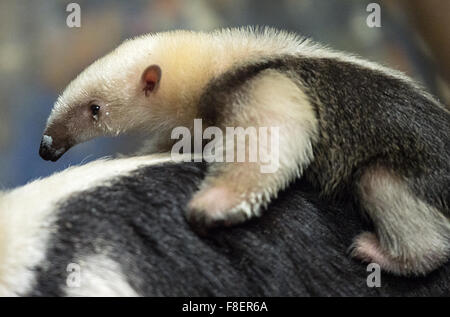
[0,0,449,188]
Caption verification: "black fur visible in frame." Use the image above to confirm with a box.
[199,55,449,208]
[28,162,450,296]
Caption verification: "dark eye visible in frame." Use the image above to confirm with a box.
[90,104,101,121]
[91,104,100,116]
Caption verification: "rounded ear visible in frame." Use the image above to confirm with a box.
[141,64,162,96]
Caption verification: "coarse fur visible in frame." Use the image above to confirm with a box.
[39,27,450,275]
[0,157,449,296]
[0,154,173,296]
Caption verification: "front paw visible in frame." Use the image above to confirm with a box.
[186,186,263,229]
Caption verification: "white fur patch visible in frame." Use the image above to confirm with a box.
[42,135,53,147]
[63,255,139,297]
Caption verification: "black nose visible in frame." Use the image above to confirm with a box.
[39,138,64,162]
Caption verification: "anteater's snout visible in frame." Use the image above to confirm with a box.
[39,135,67,162]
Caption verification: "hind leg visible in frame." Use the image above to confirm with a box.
[351,167,450,275]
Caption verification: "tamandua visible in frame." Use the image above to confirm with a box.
[39,27,450,276]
